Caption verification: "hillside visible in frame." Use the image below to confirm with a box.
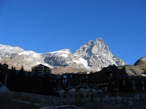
[0,38,125,74]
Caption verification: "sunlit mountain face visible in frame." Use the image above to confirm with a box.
[0,38,125,74]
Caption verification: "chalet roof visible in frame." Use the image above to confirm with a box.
[32,64,50,68]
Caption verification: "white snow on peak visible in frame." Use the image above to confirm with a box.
[0,38,125,72]
[73,58,90,69]
[50,49,71,54]
[95,38,103,42]
[0,44,24,53]
[50,49,71,57]
[19,51,40,58]
[60,54,69,57]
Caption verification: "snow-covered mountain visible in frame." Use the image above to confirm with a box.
[0,38,125,73]
[74,38,124,71]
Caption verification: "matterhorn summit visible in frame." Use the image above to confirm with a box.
[74,38,125,71]
[0,38,125,73]
[74,38,112,57]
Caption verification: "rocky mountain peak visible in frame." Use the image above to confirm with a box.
[73,38,124,71]
[0,44,24,53]
[74,38,111,57]
[93,38,109,55]
[0,38,125,73]
[95,37,104,43]
[0,44,24,59]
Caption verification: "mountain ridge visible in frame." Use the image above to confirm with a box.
[0,38,125,73]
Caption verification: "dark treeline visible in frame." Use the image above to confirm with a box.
[0,64,55,95]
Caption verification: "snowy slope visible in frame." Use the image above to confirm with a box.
[0,38,125,72]
[0,44,24,58]
[74,38,124,71]
[0,44,51,70]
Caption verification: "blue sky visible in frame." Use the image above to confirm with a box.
[0,0,146,64]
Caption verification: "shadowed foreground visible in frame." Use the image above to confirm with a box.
[1,92,146,109]
[0,94,40,109]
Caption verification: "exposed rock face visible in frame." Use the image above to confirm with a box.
[74,38,125,71]
[42,49,77,67]
[0,44,49,71]
[0,38,125,73]
[134,56,146,70]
